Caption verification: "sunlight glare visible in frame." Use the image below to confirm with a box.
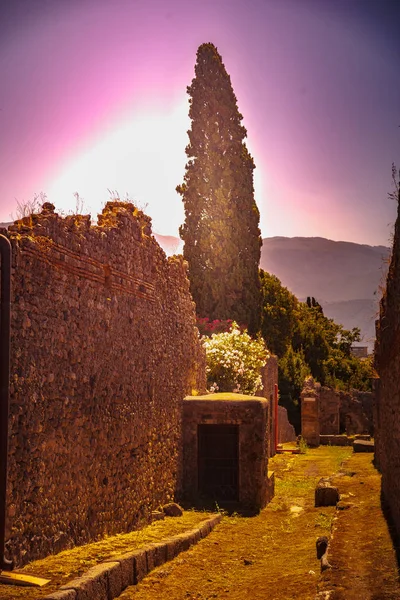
[45,100,191,235]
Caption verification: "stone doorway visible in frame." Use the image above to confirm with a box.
[198,424,239,502]
[182,394,274,511]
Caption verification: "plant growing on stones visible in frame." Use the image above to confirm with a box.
[203,322,269,395]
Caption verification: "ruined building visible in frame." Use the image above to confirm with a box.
[375,182,400,535]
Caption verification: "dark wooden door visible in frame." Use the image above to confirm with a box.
[198,424,239,502]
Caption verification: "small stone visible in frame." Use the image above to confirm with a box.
[316,536,328,559]
[151,511,165,521]
[42,202,56,213]
[243,558,253,565]
[162,502,183,517]
[336,501,351,511]
[321,553,332,571]
[315,478,340,507]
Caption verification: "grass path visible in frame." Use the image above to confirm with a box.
[0,512,215,599]
[318,452,400,600]
[119,446,352,600]
[2,447,399,600]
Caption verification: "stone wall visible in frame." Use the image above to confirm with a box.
[339,390,374,436]
[277,406,297,444]
[1,202,206,566]
[320,388,340,435]
[260,354,278,456]
[300,377,321,447]
[375,189,400,536]
[301,378,374,445]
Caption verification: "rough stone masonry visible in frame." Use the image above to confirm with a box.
[1,201,206,566]
[375,184,400,539]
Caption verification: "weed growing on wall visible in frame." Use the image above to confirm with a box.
[203,323,269,395]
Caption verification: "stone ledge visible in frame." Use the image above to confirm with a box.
[320,435,352,446]
[43,514,222,600]
[353,439,375,453]
[43,591,77,600]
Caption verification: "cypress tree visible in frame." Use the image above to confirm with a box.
[177,42,262,334]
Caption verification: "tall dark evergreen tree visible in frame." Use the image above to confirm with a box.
[177,43,262,334]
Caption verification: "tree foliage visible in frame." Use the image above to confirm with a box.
[177,43,262,334]
[260,269,298,356]
[259,270,374,428]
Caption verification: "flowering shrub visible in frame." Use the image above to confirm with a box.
[196,317,235,337]
[202,323,269,395]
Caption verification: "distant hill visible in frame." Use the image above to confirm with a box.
[260,237,390,303]
[155,234,390,350]
[259,237,390,351]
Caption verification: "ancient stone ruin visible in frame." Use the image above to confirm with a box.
[181,393,274,512]
[259,356,296,453]
[375,185,400,538]
[1,202,206,566]
[300,377,373,446]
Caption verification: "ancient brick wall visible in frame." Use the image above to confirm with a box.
[1,202,206,566]
[277,406,296,444]
[300,377,321,447]
[260,354,278,456]
[182,394,272,512]
[301,377,374,445]
[375,191,400,536]
[339,390,373,435]
[320,387,340,435]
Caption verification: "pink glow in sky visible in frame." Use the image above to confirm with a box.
[0,0,399,245]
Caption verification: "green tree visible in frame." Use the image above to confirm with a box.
[259,271,373,429]
[177,43,262,334]
[278,345,310,433]
[259,269,298,357]
[293,302,363,387]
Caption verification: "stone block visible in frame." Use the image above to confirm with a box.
[162,502,183,517]
[267,471,275,501]
[198,521,211,538]
[208,513,223,529]
[43,591,77,600]
[145,542,167,571]
[170,532,191,553]
[104,562,123,599]
[105,553,134,589]
[315,478,340,507]
[60,570,108,600]
[132,549,148,584]
[151,511,165,521]
[353,440,375,452]
[162,537,179,560]
[316,536,328,559]
[320,435,350,446]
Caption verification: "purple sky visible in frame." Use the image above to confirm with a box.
[0,0,399,245]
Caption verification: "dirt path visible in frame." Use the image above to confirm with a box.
[118,447,355,600]
[3,447,398,600]
[318,453,400,600]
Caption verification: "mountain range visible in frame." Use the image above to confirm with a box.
[155,234,390,352]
